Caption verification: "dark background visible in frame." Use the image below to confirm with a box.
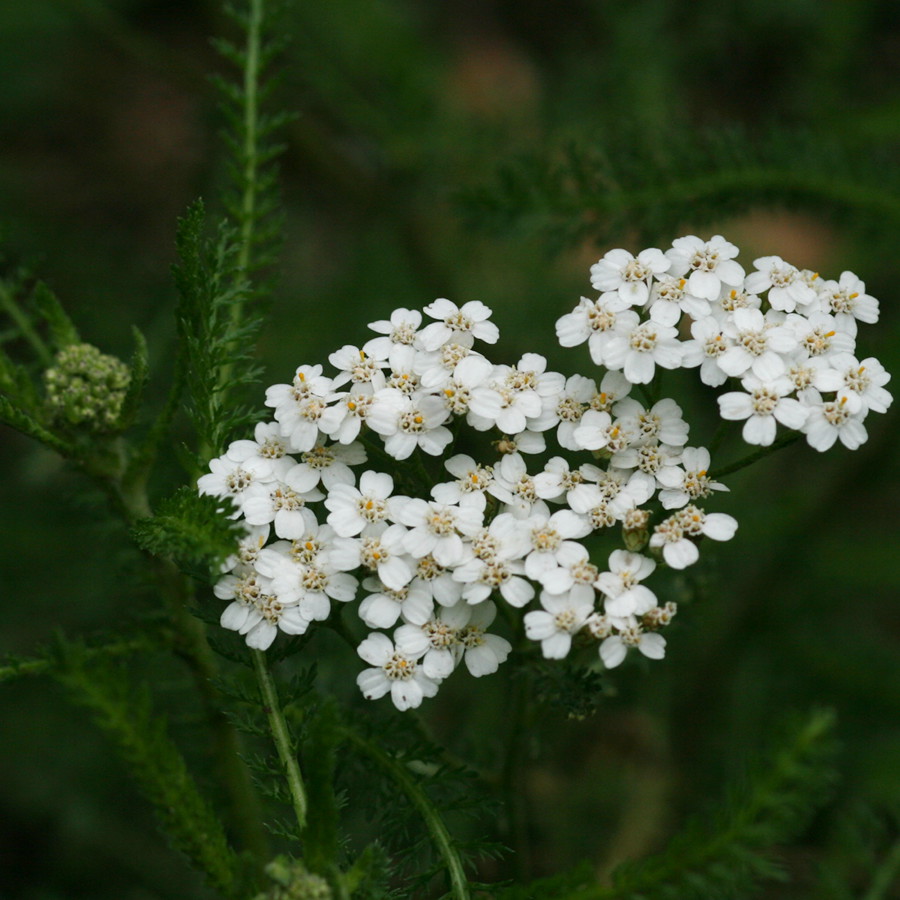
[1,1,899,897]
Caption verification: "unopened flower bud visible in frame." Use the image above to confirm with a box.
[44,343,130,432]
[622,508,650,551]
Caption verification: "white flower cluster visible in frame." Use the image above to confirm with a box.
[198,236,890,711]
[559,236,891,449]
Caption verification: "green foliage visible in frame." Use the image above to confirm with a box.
[339,711,505,899]
[595,708,836,899]
[527,659,608,720]
[53,638,250,899]
[172,199,264,458]
[212,0,294,292]
[32,280,80,351]
[131,486,245,576]
[459,127,900,252]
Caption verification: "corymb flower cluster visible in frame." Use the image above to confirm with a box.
[199,235,891,710]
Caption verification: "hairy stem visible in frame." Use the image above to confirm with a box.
[252,648,309,835]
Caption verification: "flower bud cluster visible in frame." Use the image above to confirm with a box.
[44,342,131,431]
[199,236,889,711]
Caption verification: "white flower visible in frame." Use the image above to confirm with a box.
[268,548,359,623]
[744,255,817,312]
[602,318,683,384]
[289,441,366,490]
[680,314,731,387]
[325,470,396,537]
[356,633,439,710]
[452,551,534,607]
[646,274,711,326]
[240,460,323,538]
[330,523,414,591]
[197,453,274,514]
[524,585,595,659]
[817,272,879,335]
[224,421,290,468]
[396,493,486,567]
[454,601,512,676]
[522,509,592,587]
[717,307,797,381]
[490,452,548,518]
[367,389,452,459]
[800,391,868,452]
[366,307,422,357]
[555,294,631,365]
[613,397,690,447]
[590,247,670,306]
[718,375,808,446]
[220,523,271,573]
[829,354,893,415]
[599,619,666,668]
[431,454,495,505]
[533,456,590,502]
[665,234,745,302]
[357,576,434,629]
[657,447,728,510]
[527,374,597,450]
[595,550,657,617]
[265,366,335,451]
[328,341,389,390]
[318,385,377,444]
[418,299,499,350]
[785,311,855,361]
[393,603,470,680]
[649,505,737,569]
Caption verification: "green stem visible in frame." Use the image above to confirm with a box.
[862,835,900,900]
[341,726,471,900]
[236,0,262,277]
[0,280,53,366]
[709,431,801,480]
[252,648,309,835]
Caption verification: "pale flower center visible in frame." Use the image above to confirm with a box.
[225,467,254,493]
[532,526,561,552]
[557,396,584,422]
[630,324,658,352]
[384,653,416,681]
[739,329,768,356]
[622,259,651,282]
[357,495,387,522]
[750,387,780,416]
[587,303,616,332]
[423,620,457,649]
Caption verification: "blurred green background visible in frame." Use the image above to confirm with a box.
[1,0,899,897]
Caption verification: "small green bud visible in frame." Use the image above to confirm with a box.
[43,343,131,432]
[252,857,332,900]
[622,508,650,552]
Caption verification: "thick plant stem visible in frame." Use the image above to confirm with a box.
[341,726,471,900]
[252,648,309,835]
[166,570,270,863]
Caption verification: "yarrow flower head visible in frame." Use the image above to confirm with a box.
[199,237,890,711]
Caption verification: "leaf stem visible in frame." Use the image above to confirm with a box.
[862,834,900,900]
[709,431,801,480]
[252,648,309,835]
[0,280,54,366]
[341,726,472,900]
